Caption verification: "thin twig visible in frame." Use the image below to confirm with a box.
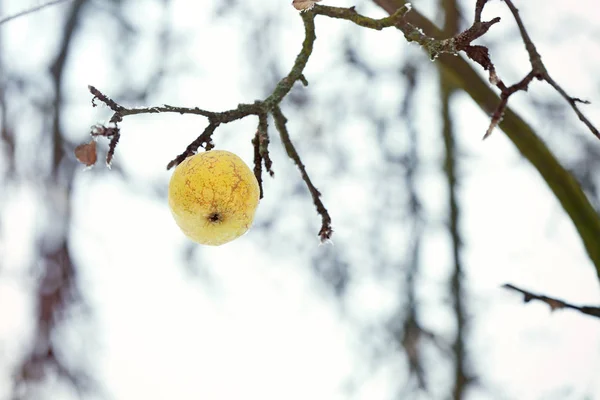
[106,130,120,167]
[251,113,271,199]
[497,0,599,140]
[86,9,319,169]
[0,0,73,25]
[397,62,427,390]
[312,3,411,30]
[502,0,543,71]
[503,284,600,319]
[252,129,264,199]
[272,105,332,242]
[263,11,317,110]
[89,4,468,171]
[374,0,600,276]
[257,113,273,176]
[313,4,499,61]
[85,10,332,238]
[166,123,219,170]
[483,71,536,139]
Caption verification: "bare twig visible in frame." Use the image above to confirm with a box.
[251,113,272,199]
[542,71,599,139]
[252,130,264,199]
[166,123,219,170]
[258,113,274,176]
[272,105,332,242]
[86,8,319,170]
[397,63,427,390]
[106,130,120,167]
[481,0,599,139]
[439,2,472,391]
[86,2,504,164]
[312,3,411,30]
[474,0,489,23]
[374,0,600,277]
[0,0,73,25]
[85,9,330,239]
[313,4,500,61]
[503,284,600,319]
[483,71,536,139]
[15,0,98,398]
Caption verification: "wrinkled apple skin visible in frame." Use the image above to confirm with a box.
[168,150,260,245]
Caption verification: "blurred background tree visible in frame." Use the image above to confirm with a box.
[0,0,599,399]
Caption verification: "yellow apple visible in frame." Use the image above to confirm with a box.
[168,150,260,245]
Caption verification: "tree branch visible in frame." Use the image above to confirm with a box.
[252,113,273,199]
[85,8,320,169]
[85,8,332,240]
[312,3,411,30]
[440,2,471,396]
[313,4,499,61]
[83,0,600,255]
[503,284,600,319]
[501,0,599,139]
[0,0,73,25]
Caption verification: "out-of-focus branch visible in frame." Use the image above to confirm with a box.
[311,3,410,30]
[0,0,73,25]
[373,0,600,280]
[503,284,600,319]
[440,2,470,398]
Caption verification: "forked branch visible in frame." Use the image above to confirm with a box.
[0,0,73,25]
[82,1,599,244]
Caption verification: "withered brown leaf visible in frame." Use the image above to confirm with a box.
[74,140,97,167]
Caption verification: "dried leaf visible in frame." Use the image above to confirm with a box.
[292,0,321,11]
[546,299,565,311]
[74,141,97,167]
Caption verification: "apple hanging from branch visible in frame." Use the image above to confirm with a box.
[168,150,260,246]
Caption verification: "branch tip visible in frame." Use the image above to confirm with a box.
[503,284,600,319]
